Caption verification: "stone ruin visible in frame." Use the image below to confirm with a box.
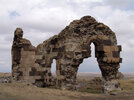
[11,16,122,93]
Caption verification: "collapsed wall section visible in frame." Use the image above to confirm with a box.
[12,28,47,86]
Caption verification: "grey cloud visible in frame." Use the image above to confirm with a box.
[0,0,134,72]
[0,22,14,35]
[127,40,134,48]
[104,0,133,7]
[4,34,14,42]
[0,50,11,72]
[24,31,56,46]
[0,47,11,52]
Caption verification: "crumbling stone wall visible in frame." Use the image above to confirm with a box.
[12,28,46,86]
[12,16,122,93]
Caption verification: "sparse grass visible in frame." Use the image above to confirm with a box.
[77,79,102,94]
[0,83,80,100]
[0,73,11,77]
[119,79,134,91]
[0,73,134,100]
[79,86,102,94]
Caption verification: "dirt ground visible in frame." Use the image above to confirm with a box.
[0,72,134,100]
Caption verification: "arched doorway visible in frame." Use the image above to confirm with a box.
[51,59,56,78]
[78,43,100,72]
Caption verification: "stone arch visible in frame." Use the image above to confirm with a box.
[12,16,122,93]
[85,35,121,92]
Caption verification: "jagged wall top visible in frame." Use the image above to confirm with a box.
[39,16,117,48]
[61,16,116,43]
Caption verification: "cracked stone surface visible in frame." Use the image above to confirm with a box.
[11,16,122,93]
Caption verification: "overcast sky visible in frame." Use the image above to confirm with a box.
[0,0,134,72]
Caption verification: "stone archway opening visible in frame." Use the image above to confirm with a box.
[78,43,100,72]
[51,59,56,78]
[77,43,102,92]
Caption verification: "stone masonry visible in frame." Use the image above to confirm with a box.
[12,16,122,93]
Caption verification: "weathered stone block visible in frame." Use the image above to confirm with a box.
[112,51,119,58]
[103,40,112,46]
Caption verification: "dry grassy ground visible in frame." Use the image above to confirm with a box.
[0,72,134,100]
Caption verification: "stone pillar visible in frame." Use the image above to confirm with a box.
[60,65,78,90]
[96,44,122,93]
[12,28,23,80]
[56,57,80,90]
[98,62,121,93]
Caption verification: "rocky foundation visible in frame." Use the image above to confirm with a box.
[11,16,122,93]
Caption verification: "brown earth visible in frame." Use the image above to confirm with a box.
[0,72,134,100]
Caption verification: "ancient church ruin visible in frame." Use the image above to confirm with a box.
[12,16,122,93]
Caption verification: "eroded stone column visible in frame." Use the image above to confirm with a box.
[12,28,23,80]
[96,44,122,93]
[56,56,82,90]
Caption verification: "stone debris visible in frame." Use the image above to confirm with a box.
[116,72,124,79]
[0,76,11,83]
[110,92,117,96]
[11,16,122,93]
[103,79,121,93]
[89,77,103,85]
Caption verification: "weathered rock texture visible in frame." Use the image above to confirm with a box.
[12,16,122,93]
